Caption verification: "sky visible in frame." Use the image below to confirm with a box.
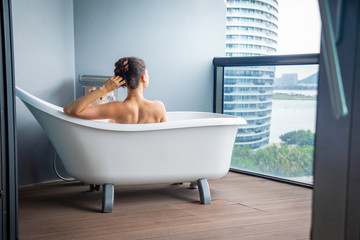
[275,0,322,79]
[276,0,321,55]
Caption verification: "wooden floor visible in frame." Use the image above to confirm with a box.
[19,173,312,240]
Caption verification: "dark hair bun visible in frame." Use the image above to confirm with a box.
[114,58,129,77]
[114,57,146,89]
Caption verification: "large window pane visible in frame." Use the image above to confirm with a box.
[224,0,320,185]
[225,64,318,185]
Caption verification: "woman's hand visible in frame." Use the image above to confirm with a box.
[102,76,126,92]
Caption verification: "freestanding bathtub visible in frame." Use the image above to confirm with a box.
[16,86,246,212]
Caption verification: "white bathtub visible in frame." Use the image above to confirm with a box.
[16,86,246,212]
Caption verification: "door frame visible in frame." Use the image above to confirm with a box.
[312,0,360,239]
[1,0,18,239]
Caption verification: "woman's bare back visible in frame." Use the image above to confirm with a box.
[111,98,167,124]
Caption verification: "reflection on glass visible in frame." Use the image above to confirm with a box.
[224,65,318,184]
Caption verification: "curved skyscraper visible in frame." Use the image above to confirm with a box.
[225,0,279,149]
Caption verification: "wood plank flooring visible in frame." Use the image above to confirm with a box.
[19,172,312,240]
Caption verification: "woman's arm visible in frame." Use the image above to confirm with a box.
[63,76,125,118]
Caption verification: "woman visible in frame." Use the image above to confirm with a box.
[64,57,167,123]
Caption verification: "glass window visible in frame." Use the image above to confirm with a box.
[223,0,321,185]
[223,64,318,185]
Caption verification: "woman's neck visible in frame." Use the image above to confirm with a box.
[126,87,144,101]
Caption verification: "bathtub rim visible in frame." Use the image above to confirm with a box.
[15,86,246,132]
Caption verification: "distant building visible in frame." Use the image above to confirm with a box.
[275,73,298,87]
[224,0,279,149]
[275,72,318,90]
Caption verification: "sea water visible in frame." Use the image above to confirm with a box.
[269,99,317,143]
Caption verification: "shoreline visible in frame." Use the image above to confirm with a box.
[273,97,316,100]
[272,93,316,100]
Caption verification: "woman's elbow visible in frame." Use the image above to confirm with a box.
[63,106,76,116]
[160,111,168,122]
[63,106,90,119]
[63,106,70,115]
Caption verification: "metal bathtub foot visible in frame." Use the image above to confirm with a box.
[189,181,198,189]
[197,178,211,205]
[102,184,114,213]
[89,184,100,192]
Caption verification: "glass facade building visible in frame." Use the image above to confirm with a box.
[225,0,279,149]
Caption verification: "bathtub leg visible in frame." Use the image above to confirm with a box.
[102,184,114,213]
[197,178,211,205]
[89,184,100,192]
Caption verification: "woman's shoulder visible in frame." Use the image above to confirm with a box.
[146,100,166,117]
[151,100,165,107]
[151,100,167,122]
[149,100,166,111]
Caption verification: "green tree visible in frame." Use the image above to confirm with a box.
[230,141,314,177]
[279,130,314,146]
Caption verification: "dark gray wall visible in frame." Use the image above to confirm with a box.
[73,0,226,111]
[12,0,75,185]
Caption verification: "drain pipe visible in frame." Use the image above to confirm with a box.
[53,151,76,182]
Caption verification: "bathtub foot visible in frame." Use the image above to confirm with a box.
[189,182,198,189]
[89,184,100,192]
[197,178,211,205]
[102,184,114,213]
